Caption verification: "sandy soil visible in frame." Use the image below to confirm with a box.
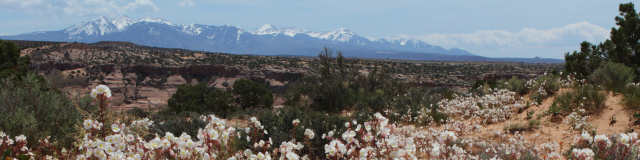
[475,89,636,156]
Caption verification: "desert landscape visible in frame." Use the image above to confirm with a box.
[2,1,640,160]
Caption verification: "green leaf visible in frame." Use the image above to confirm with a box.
[17,154,30,160]
[3,149,11,160]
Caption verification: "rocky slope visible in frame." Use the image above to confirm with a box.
[15,40,562,110]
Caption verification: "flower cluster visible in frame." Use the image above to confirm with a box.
[438,89,524,124]
[564,108,592,131]
[571,148,595,160]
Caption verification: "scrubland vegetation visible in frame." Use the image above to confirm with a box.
[4,2,640,160]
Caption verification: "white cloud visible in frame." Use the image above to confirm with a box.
[400,21,610,59]
[0,0,159,18]
[178,0,194,7]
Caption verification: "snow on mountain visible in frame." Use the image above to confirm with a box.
[9,16,474,56]
[112,16,136,30]
[64,16,181,37]
[251,24,362,43]
[58,16,450,48]
[138,17,174,26]
[315,27,357,42]
[64,16,118,36]
[181,24,204,35]
[373,36,434,48]
[252,24,279,35]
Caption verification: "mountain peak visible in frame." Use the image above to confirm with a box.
[138,17,173,25]
[92,16,111,23]
[112,16,135,30]
[252,24,279,35]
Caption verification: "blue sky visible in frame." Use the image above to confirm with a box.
[0,0,635,59]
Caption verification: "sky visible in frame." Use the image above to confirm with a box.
[0,0,636,59]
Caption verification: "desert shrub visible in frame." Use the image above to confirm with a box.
[527,119,541,128]
[528,74,561,104]
[590,61,636,93]
[167,82,234,118]
[555,84,607,115]
[233,78,274,110]
[0,39,30,80]
[567,132,640,160]
[470,79,501,96]
[257,106,348,158]
[622,83,640,110]
[504,123,528,133]
[125,107,151,118]
[149,111,208,139]
[0,73,83,149]
[497,77,529,96]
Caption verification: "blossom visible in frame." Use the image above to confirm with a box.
[304,129,315,139]
[620,133,630,144]
[430,146,440,157]
[15,135,26,142]
[572,148,594,159]
[292,119,300,126]
[111,124,121,133]
[96,85,110,94]
[90,89,98,98]
[83,119,93,130]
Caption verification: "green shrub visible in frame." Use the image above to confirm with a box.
[149,111,207,139]
[126,107,151,118]
[233,79,273,110]
[529,75,561,103]
[504,123,528,133]
[527,119,541,128]
[257,106,348,158]
[0,73,84,149]
[555,84,607,115]
[590,61,636,93]
[167,83,234,118]
[0,39,30,80]
[622,83,640,110]
[498,77,529,95]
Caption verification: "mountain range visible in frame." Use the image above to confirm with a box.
[0,16,562,62]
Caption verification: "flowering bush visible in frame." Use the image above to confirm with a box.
[555,84,607,115]
[4,80,640,160]
[622,83,640,110]
[438,89,525,124]
[567,132,640,160]
[527,74,561,104]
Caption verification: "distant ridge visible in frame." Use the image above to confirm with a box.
[0,16,562,62]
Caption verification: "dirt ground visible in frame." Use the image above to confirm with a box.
[476,89,635,156]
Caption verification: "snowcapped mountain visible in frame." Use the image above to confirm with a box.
[1,16,474,58]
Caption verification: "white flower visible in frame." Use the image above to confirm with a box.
[292,119,300,126]
[250,117,258,123]
[104,90,112,98]
[359,148,368,157]
[257,152,265,159]
[90,89,98,98]
[179,149,190,158]
[111,124,121,133]
[430,146,440,157]
[304,129,315,139]
[620,133,630,144]
[96,85,110,94]
[15,135,26,142]
[83,119,93,130]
